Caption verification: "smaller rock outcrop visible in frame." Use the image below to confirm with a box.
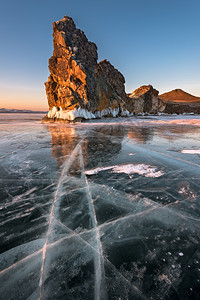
[127,85,166,114]
[159,89,200,114]
[163,102,200,114]
[159,89,200,103]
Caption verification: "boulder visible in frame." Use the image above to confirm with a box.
[127,85,166,114]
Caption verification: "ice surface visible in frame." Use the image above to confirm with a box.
[0,114,200,299]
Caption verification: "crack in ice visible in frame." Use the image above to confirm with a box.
[79,146,107,300]
[125,140,200,168]
[48,217,145,299]
[38,141,83,300]
[0,248,43,276]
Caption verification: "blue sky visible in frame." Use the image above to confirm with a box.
[0,0,199,110]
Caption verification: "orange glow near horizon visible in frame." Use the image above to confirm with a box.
[1,84,200,112]
[0,87,48,111]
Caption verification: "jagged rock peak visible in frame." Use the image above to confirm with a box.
[53,15,98,66]
[159,89,200,102]
[44,15,128,121]
[127,85,165,114]
[129,85,158,98]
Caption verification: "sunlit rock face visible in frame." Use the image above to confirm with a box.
[159,89,200,114]
[128,85,166,114]
[44,15,128,121]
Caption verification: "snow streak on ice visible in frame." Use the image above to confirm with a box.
[181,150,200,154]
[85,164,164,178]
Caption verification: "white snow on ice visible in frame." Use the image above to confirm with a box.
[84,166,114,175]
[181,150,200,154]
[85,163,164,178]
[111,164,165,178]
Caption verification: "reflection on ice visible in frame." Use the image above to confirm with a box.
[0,114,200,299]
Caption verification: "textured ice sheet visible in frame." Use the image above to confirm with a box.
[0,114,200,299]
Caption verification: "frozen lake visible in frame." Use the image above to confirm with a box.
[0,114,200,299]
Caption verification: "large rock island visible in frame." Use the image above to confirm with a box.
[42,15,164,122]
[43,15,129,122]
[42,15,199,122]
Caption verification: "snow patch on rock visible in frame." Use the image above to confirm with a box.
[94,107,120,118]
[48,106,96,121]
[47,106,122,121]
[48,106,59,118]
[120,109,133,117]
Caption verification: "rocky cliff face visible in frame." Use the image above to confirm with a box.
[44,15,128,121]
[128,85,166,114]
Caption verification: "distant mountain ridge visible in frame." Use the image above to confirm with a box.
[159,89,200,103]
[0,108,47,113]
